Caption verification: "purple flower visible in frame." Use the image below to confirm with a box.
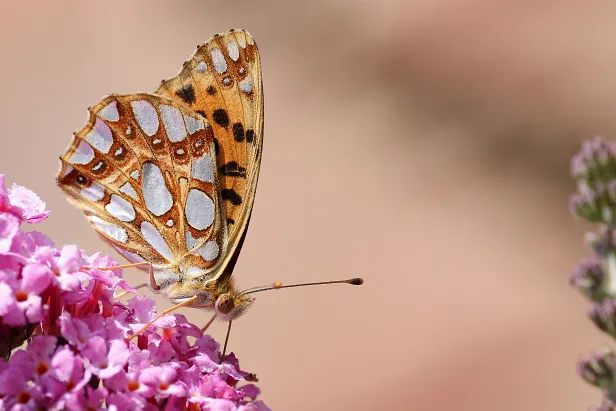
[82,337,130,379]
[139,365,186,397]
[58,314,90,348]
[64,386,107,411]
[0,175,50,224]
[7,183,50,224]
[0,213,20,253]
[0,263,50,326]
[571,140,616,409]
[0,176,268,410]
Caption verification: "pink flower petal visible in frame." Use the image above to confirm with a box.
[2,301,25,326]
[108,339,130,368]
[0,175,10,211]
[8,183,50,223]
[240,384,261,399]
[0,282,15,315]
[19,231,55,254]
[0,212,20,253]
[51,346,77,382]
[82,336,108,364]
[58,245,83,273]
[59,314,90,347]
[21,263,51,294]
[22,294,42,323]
[26,336,57,361]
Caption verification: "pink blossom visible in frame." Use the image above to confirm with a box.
[139,364,186,397]
[0,175,50,224]
[0,212,20,253]
[0,176,268,410]
[0,263,50,326]
[82,337,130,379]
[64,386,107,411]
[7,183,50,224]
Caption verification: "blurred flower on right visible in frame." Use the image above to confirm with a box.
[570,137,616,410]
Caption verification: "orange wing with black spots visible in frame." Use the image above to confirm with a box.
[155,29,264,276]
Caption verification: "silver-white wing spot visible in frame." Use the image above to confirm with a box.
[196,61,207,72]
[210,48,227,74]
[141,221,174,261]
[105,195,136,222]
[98,101,120,122]
[142,162,173,216]
[152,269,180,292]
[197,241,219,261]
[239,78,253,94]
[185,189,214,230]
[69,141,95,165]
[130,100,160,137]
[85,118,113,154]
[226,41,240,61]
[90,216,128,243]
[81,183,105,201]
[184,115,205,135]
[60,165,73,178]
[160,105,186,143]
[191,154,214,183]
[186,232,219,262]
[112,245,145,263]
[119,182,139,200]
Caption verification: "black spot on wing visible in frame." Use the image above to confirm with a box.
[175,84,196,104]
[213,109,229,128]
[195,110,207,120]
[207,85,216,95]
[226,217,235,225]
[245,129,255,143]
[221,189,242,205]
[219,161,246,177]
[232,123,245,142]
[76,174,88,186]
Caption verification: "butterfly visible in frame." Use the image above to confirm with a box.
[57,29,263,327]
[57,29,362,344]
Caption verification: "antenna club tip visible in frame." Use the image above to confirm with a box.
[349,278,364,285]
[273,281,282,288]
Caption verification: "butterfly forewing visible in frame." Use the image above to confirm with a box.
[57,93,227,286]
[156,29,264,273]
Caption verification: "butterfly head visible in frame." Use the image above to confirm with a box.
[164,275,254,321]
[214,292,254,322]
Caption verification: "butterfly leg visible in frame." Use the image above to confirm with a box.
[114,282,148,300]
[201,313,217,332]
[82,261,161,291]
[127,295,199,341]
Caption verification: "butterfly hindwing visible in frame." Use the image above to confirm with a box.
[57,93,227,284]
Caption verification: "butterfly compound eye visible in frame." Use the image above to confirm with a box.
[217,294,235,314]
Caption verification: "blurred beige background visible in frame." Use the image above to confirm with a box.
[0,0,612,409]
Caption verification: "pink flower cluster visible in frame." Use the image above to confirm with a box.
[0,175,269,411]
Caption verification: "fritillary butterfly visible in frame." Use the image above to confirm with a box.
[57,29,362,338]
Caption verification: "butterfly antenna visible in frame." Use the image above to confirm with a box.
[239,277,363,296]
